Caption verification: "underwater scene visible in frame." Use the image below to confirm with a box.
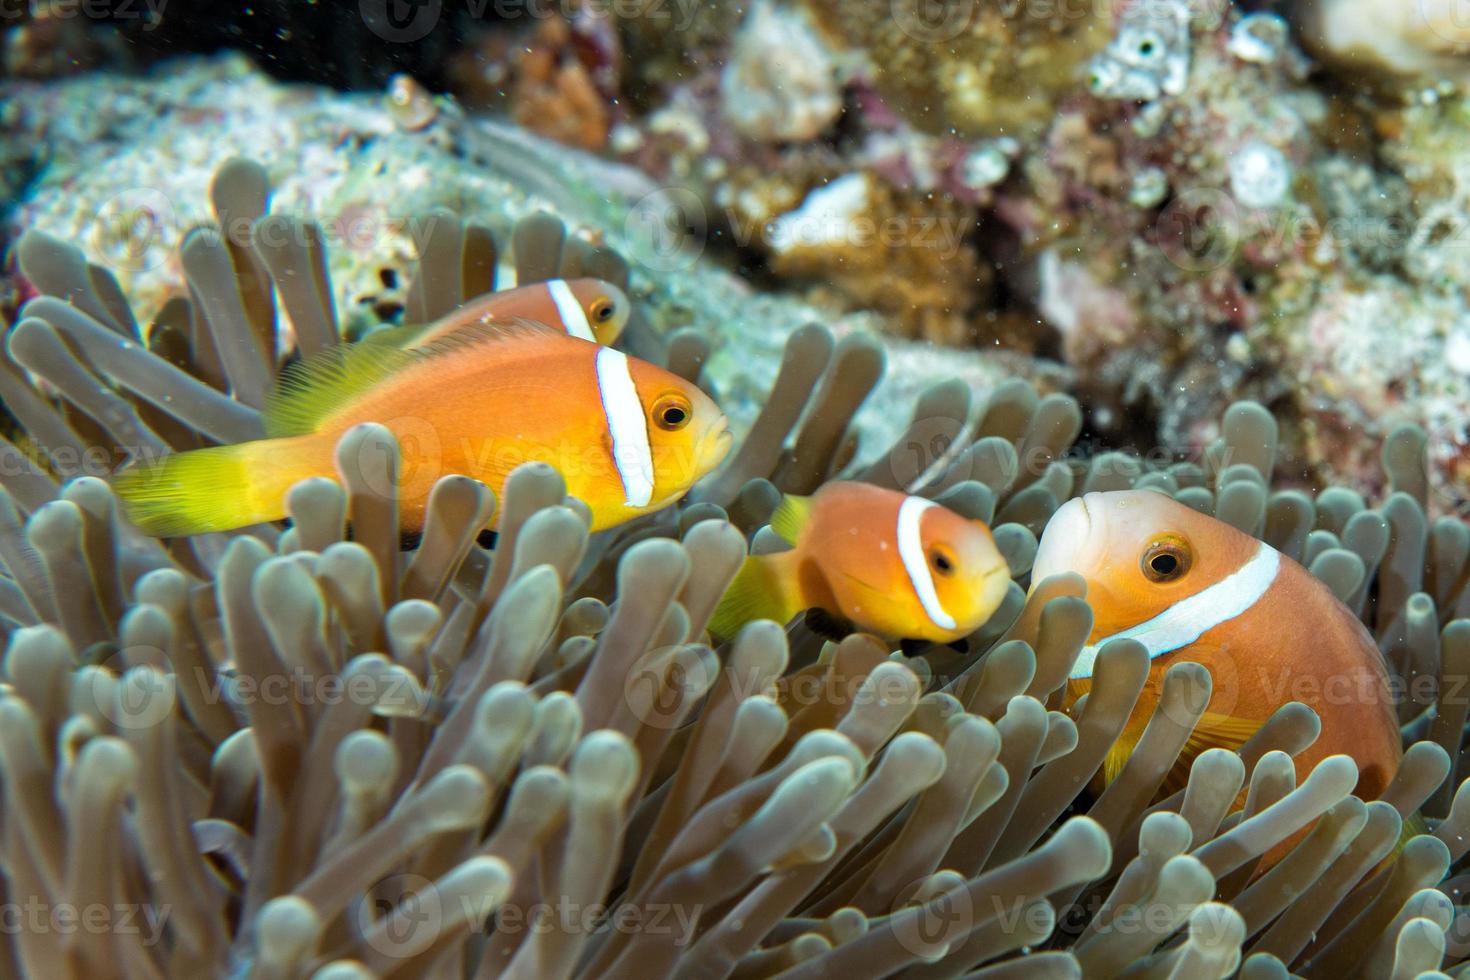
[2,0,1470,977]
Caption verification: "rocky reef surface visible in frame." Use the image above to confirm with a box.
[0,52,1066,457]
[592,0,1470,515]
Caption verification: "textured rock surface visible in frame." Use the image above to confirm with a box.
[0,54,1068,454]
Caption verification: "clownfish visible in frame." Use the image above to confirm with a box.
[370,278,632,350]
[709,482,1012,644]
[1031,489,1402,800]
[114,321,730,535]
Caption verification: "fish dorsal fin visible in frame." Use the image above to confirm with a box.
[265,341,417,437]
[265,319,574,437]
[411,316,570,358]
[770,494,816,545]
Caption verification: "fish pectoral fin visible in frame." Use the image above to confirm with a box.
[769,493,816,545]
[1185,711,1262,757]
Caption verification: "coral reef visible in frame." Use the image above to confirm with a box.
[1297,0,1470,82]
[798,0,1107,139]
[0,158,1468,979]
[719,1,841,145]
[1015,1,1470,515]
[0,53,1061,450]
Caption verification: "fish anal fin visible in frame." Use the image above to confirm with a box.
[1104,729,1141,787]
[265,341,416,437]
[708,555,799,641]
[770,494,816,545]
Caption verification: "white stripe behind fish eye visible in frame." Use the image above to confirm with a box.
[595,347,654,508]
[1070,542,1281,680]
[897,496,957,632]
[549,279,595,342]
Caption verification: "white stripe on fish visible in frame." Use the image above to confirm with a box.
[1070,541,1281,679]
[897,495,957,632]
[595,347,654,507]
[549,279,595,342]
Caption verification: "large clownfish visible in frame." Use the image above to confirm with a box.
[709,481,1012,644]
[370,278,632,350]
[114,321,730,535]
[1031,489,1403,800]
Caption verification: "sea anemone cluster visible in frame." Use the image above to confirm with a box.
[1,160,1469,979]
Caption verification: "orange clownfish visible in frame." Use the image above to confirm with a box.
[114,322,730,535]
[709,482,1012,644]
[371,278,632,350]
[1031,489,1402,800]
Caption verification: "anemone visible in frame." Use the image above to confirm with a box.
[0,158,1467,979]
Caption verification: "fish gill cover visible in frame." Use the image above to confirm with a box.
[0,2,1469,979]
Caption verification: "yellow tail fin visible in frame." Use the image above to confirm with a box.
[113,437,319,536]
[708,553,806,641]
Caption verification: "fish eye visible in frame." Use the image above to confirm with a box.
[590,296,616,322]
[1141,538,1191,583]
[653,394,691,431]
[929,546,956,576]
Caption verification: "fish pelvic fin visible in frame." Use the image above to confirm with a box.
[708,553,802,642]
[113,438,317,536]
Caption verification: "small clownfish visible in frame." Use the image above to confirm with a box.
[114,321,731,535]
[370,278,632,350]
[1031,489,1403,801]
[709,482,1013,645]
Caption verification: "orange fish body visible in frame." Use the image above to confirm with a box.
[373,278,631,349]
[115,323,730,535]
[1032,489,1402,800]
[710,481,1012,644]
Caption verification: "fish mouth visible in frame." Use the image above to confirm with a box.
[701,419,733,472]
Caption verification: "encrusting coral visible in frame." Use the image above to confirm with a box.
[0,159,1469,979]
